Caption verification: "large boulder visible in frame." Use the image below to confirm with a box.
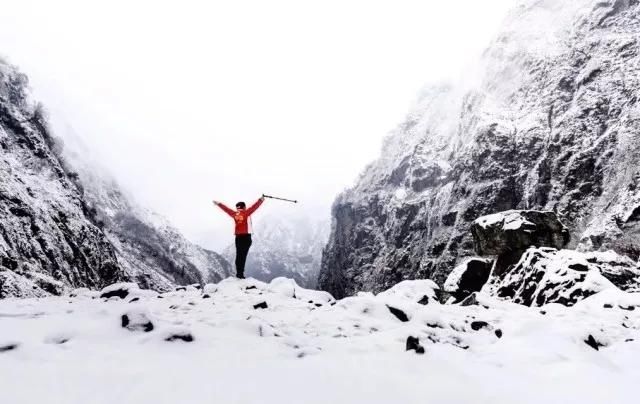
[472,210,570,276]
[472,210,570,256]
[444,258,493,302]
[483,247,640,307]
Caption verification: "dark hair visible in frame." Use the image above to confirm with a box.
[235,201,246,209]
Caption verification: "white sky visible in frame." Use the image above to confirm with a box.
[0,0,514,250]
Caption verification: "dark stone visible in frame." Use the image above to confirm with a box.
[202,294,211,299]
[460,293,480,306]
[129,297,140,303]
[619,305,635,311]
[121,314,154,332]
[495,329,503,338]
[100,289,130,299]
[165,333,194,342]
[584,334,605,351]
[246,286,257,290]
[568,263,589,272]
[603,303,613,308]
[253,302,268,310]
[417,295,430,305]
[175,287,187,292]
[387,305,410,322]
[0,343,19,353]
[470,321,490,331]
[445,258,493,302]
[406,336,425,354]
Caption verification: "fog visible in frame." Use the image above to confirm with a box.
[0,0,514,249]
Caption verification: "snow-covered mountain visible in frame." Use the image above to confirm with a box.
[0,60,124,297]
[61,138,232,292]
[0,59,231,297]
[320,0,640,298]
[223,215,329,288]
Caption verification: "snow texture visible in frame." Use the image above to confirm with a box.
[1,277,640,403]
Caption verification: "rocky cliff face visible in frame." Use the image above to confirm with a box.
[73,165,232,292]
[0,59,231,297]
[0,60,124,297]
[320,0,640,298]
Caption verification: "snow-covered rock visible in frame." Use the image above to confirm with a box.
[472,210,570,256]
[484,247,640,306]
[320,0,640,298]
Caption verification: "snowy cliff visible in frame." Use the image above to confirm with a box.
[320,0,640,298]
[0,60,124,297]
[0,59,231,297]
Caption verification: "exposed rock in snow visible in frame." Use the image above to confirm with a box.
[444,258,493,302]
[484,247,640,306]
[0,60,125,297]
[320,0,640,298]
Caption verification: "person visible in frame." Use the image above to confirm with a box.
[212,196,265,279]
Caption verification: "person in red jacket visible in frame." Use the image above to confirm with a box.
[213,196,265,279]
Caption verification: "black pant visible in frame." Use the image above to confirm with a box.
[234,234,252,278]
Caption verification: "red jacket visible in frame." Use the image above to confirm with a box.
[216,198,264,235]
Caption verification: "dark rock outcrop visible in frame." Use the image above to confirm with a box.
[320,0,640,298]
[472,210,570,256]
[484,247,640,306]
[444,258,493,302]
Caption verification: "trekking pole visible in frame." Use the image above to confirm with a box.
[262,194,297,203]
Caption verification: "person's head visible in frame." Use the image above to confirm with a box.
[235,201,246,210]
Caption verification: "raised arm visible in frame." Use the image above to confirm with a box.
[213,201,235,217]
[246,196,265,216]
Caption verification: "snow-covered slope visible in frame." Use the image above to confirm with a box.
[66,158,232,292]
[0,59,231,296]
[320,0,640,298]
[224,215,329,288]
[0,59,124,297]
[1,277,639,403]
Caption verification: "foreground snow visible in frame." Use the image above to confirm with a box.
[1,277,639,404]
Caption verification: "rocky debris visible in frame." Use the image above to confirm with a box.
[406,336,425,354]
[387,306,410,322]
[100,283,140,299]
[121,309,154,332]
[164,329,194,343]
[319,0,640,298]
[470,321,490,331]
[253,301,268,310]
[444,258,494,302]
[584,334,606,351]
[484,247,640,306]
